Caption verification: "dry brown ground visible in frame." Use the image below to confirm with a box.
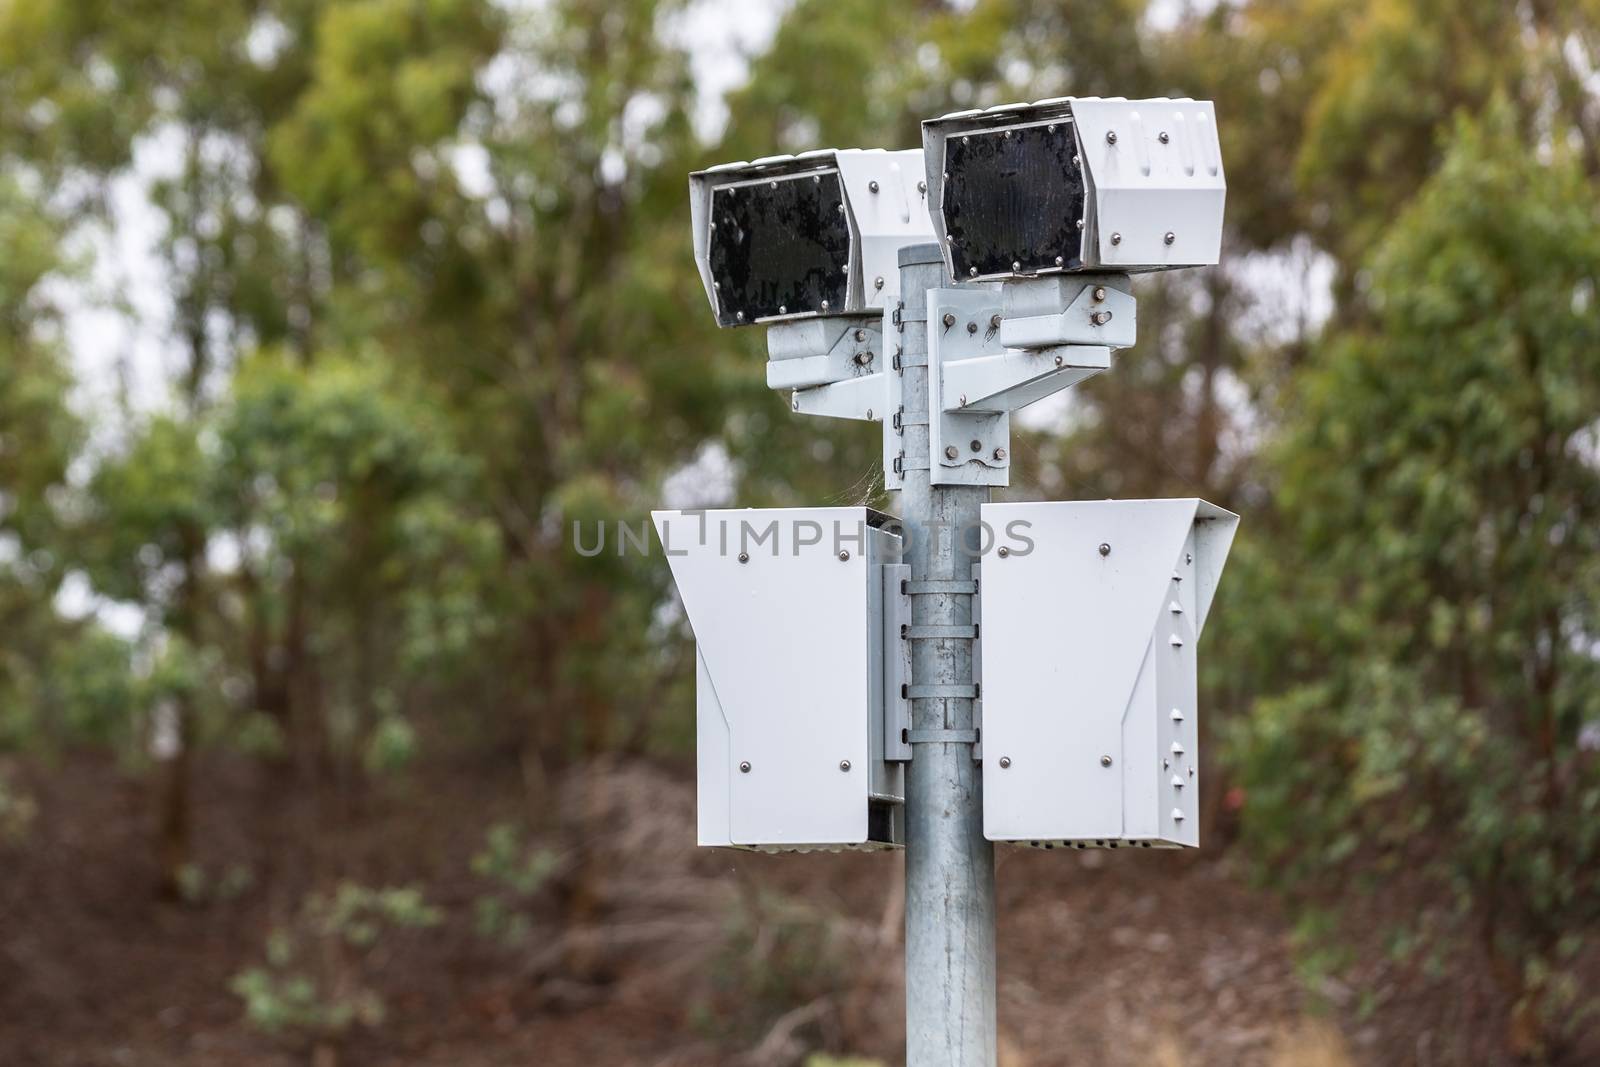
[0,751,1562,1066]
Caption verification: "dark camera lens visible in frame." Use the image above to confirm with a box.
[943,122,1085,279]
[709,170,851,326]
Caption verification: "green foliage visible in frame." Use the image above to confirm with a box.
[470,821,558,943]
[1231,103,1600,1051]
[0,768,38,843]
[231,882,441,1042]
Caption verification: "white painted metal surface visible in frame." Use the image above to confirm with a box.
[977,499,1237,846]
[926,287,1010,487]
[653,507,905,850]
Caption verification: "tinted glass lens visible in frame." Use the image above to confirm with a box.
[708,170,850,325]
[942,122,1084,278]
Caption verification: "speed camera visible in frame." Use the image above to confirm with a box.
[922,97,1225,283]
[689,149,934,327]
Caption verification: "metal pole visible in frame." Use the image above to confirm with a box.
[896,242,997,1065]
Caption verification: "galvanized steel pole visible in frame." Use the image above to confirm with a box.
[896,242,998,1065]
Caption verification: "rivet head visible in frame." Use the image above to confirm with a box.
[778,305,787,314]
[1100,755,1113,767]
[1099,543,1111,557]
[1110,232,1122,245]
[770,180,778,189]
[838,550,851,561]
[917,179,927,193]
[1011,260,1021,272]
[738,551,750,563]
[1164,231,1176,245]
[735,310,745,322]
[835,203,844,213]
[820,300,830,311]
[998,756,1012,768]
[945,445,959,460]
[1159,131,1170,144]
[1076,219,1085,230]
[1055,256,1064,267]
[839,759,852,771]
[1047,123,1056,133]
[969,267,979,277]
[997,546,1010,558]
[874,276,884,290]
[1054,354,1064,366]
[868,180,880,193]
[739,761,751,773]
[1106,130,1118,144]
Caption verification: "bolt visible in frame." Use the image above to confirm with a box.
[1110,232,1122,245]
[853,350,872,366]
[1159,131,1170,144]
[993,447,1007,461]
[1091,311,1112,326]
[942,312,956,328]
[1106,130,1118,144]
[1093,286,1107,302]
[738,552,750,563]
[868,180,880,193]
[1099,543,1111,557]
[1164,231,1176,245]
[839,759,852,771]
[1100,755,1113,767]
[945,445,959,460]
[990,314,1001,329]
[838,550,851,561]
[854,328,867,342]
[999,756,1012,768]
[998,546,1010,558]
[874,276,884,290]
[739,761,751,773]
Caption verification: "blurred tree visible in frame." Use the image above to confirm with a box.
[1231,104,1600,1059]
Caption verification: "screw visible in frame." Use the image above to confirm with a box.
[1110,232,1122,245]
[738,552,750,563]
[1106,130,1118,144]
[1093,286,1107,302]
[736,310,745,322]
[839,759,852,771]
[1055,256,1064,267]
[1099,543,1111,557]
[1054,354,1064,367]
[1011,260,1021,271]
[997,546,1010,558]
[1076,219,1085,230]
[813,174,821,183]
[778,304,787,314]
[945,445,959,460]
[969,267,978,277]
[1100,755,1113,767]
[868,180,880,193]
[874,276,884,290]
[990,314,1001,329]
[993,447,1007,461]
[821,300,830,311]
[1159,131,1170,144]
[917,179,927,193]
[999,756,1012,768]
[838,550,851,561]
[1164,231,1176,245]
[836,203,844,213]
[1047,123,1056,133]
[1003,129,1011,138]
[739,761,751,773]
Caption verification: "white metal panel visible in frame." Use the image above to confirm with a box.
[654,507,901,849]
[835,149,936,313]
[1068,98,1225,270]
[926,288,1010,487]
[978,499,1236,845]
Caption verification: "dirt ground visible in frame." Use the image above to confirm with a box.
[0,752,1561,1066]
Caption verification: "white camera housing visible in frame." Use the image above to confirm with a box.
[689,149,934,327]
[922,97,1225,283]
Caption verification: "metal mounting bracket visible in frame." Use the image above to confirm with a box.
[927,288,1010,487]
[767,314,882,390]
